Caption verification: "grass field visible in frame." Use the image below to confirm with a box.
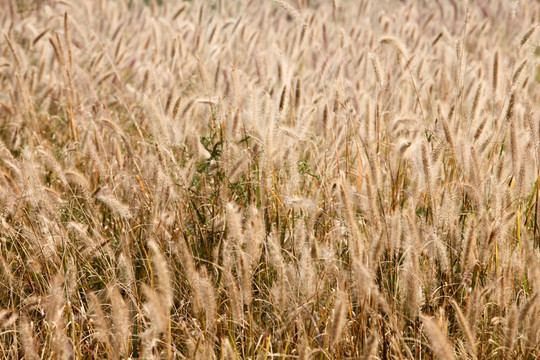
[1,0,540,358]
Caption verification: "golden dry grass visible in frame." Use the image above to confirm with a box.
[1,0,540,358]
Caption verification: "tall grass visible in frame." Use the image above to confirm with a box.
[0,0,540,358]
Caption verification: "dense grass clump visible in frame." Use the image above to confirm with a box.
[1,0,540,358]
